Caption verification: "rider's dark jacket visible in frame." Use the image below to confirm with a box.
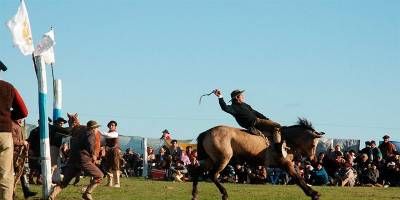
[218,97,268,129]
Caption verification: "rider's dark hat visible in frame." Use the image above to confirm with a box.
[230,89,245,99]
[0,61,7,72]
[107,120,117,127]
[55,117,67,124]
[383,135,390,139]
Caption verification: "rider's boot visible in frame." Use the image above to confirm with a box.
[106,172,113,187]
[82,182,98,200]
[273,127,286,158]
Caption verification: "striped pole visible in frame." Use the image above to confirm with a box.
[53,79,62,121]
[34,55,52,198]
[142,137,148,177]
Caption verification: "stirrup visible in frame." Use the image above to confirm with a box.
[276,141,287,158]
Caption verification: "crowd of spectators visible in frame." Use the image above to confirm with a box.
[22,129,400,188]
[136,134,399,188]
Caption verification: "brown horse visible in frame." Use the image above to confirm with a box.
[67,113,86,137]
[192,118,323,200]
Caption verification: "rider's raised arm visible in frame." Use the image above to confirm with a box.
[218,97,235,115]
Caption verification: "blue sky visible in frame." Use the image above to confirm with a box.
[1,1,399,143]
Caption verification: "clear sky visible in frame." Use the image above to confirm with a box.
[1,1,399,143]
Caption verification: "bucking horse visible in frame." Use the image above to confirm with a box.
[191,118,324,200]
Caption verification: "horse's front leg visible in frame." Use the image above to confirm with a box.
[279,159,320,200]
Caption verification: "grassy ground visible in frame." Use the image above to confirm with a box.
[15,177,400,200]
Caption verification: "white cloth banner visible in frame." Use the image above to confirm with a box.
[35,29,55,65]
[6,0,34,56]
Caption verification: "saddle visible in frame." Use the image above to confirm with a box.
[246,127,289,158]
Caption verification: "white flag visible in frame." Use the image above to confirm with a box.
[6,0,34,56]
[35,29,55,65]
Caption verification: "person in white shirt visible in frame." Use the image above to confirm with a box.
[100,120,121,188]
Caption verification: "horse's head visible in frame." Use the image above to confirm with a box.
[283,118,324,161]
[67,113,80,128]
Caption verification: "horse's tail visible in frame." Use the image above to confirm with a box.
[196,129,211,160]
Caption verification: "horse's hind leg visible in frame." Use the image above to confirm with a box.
[191,165,202,200]
[209,160,230,200]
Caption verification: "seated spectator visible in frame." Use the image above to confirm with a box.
[235,164,248,184]
[355,153,370,179]
[220,165,236,183]
[336,162,357,187]
[334,144,343,158]
[384,161,400,186]
[310,162,329,186]
[181,151,191,166]
[248,165,267,184]
[170,160,188,182]
[303,161,314,184]
[267,167,289,185]
[359,163,381,187]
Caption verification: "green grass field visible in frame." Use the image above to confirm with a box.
[15,177,400,200]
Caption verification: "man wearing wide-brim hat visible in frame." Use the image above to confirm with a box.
[50,120,103,200]
[213,89,284,157]
[378,134,398,160]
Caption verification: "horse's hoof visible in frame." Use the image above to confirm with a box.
[311,193,320,200]
[222,194,228,200]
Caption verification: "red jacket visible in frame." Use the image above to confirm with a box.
[0,80,28,132]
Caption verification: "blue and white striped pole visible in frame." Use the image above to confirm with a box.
[34,55,52,198]
[53,79,62,121]
[143,137,148,178]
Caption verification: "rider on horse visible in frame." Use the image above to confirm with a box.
[213,89,284,157]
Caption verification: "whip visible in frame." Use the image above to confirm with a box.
[198,89,216,105]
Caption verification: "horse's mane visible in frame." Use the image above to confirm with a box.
[297,118,314,130]
[286,118,314,131]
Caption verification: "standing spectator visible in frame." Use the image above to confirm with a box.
[359,141,373,163]
[370,141,382,164]
[169,140,182,162]
[155,146,169,169]
[0,61,28,199]
[379,135,398,161]
[100,120,121,188]
[147,146,156,176]
[12,119,36,198]
[147,146,156,164]
[27,123,41,184]
[49,117,70,184]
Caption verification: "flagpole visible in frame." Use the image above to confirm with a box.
[34,55,52,199]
